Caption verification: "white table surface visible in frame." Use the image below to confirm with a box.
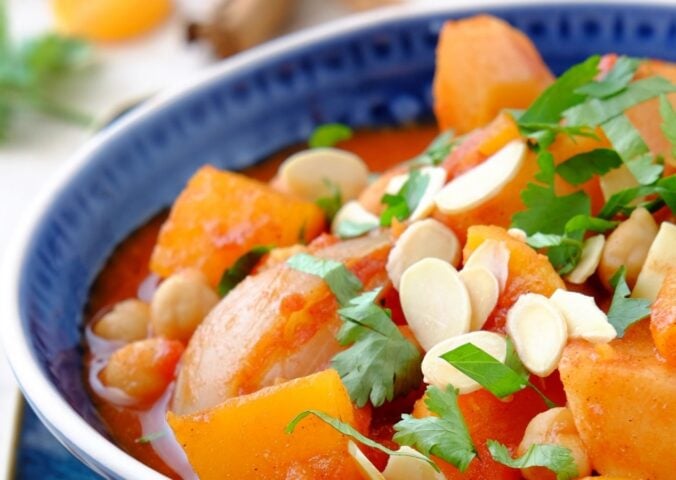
[0,0,423,476]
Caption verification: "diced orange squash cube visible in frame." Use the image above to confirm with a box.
[433,15,553,134]
[463,226,564,331]
[650,268,676,365]
[168,369,364,480]
[150,165,326,286]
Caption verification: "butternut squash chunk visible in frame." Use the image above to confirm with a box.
[150,165,326,286]
[650,268,676,365]
[168,369,363,480]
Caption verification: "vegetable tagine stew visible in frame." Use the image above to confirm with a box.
[84,15,676,480]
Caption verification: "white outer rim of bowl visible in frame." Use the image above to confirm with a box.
[1,0,672,478]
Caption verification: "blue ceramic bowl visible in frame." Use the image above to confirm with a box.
[3,1,676,478]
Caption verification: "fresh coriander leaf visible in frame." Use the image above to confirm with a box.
[598,184,656,218]
[556,148,623,185]
[394,386,477,472]
[575,56,640,98]
[607,266,651,337]
[333,290,422,407]
[308,123,353,148]
[286,410,441,472]
[526,233,569,249]
[287,253,362,305]
[315,180,343,222]
[656,174,676,212]
[564,76,676,127]
[380,169,430,226]
[659,94,676,157]
[440,343,527,398]
[504,337,529,381]
[218,245,273,297]
[513,184,591,235]
[487,440,578,480]
[625,154,664,185]
[135,431,166,444]
[519,55,600,125]
[519,123,599,146]
[410,130,455,166]
[534,150,556,185]
[564,214,618,234]
[335,219,378,239]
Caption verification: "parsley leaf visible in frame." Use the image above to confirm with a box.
[410,130,456,167]
[308,123,353,148]
[599,174,676,218]
[519,55,600,125]
[574,56,640,98]
[333,290,422,407]
[556,148,623,185]
[394,386,477,472]
[487,440,578,480]
[217,245,273,297]
[513,185,591,237]
[659,94,676,157]
[335,219,378,239]
[380,169,430,226]
[286,410,441,472]
[607,266,651,337]
[287,253,362,305]
[315,180,343,222]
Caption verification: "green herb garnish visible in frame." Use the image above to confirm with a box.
[487,440,578,480]
[410,130,456,166]
[659,94,676,157]
[315,180,343,223]
[607,266,651,337]
[393,385,477,472]
[308,123,353,148]
[335,219,378,239]
[574,56,640,99]
[217,245,273,297]
[380,169,430,226]
[555,148,623,185]
[287,253,362,306]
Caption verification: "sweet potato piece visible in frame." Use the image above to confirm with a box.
[650,268,676,365]
[168,369,363,480]
[150,165,326,286]
[433,15,553,133]
[560,321,676,479]
[172,233,391,415]
[462,226,565,331]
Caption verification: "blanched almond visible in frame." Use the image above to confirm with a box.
[463,239,510,292]
[382,446,445,480]
[331,200,379,236]
[348,441,384,480]
[387,219,461,290]
[400,258,471,351]
[279,148,369,202]
[434,139,526,214]
[506,293,567,377]
[633,222,676,301]
[459,267,500,331]
[385,167,448,221]
[507,227,527,242]
[422,331,507,394]
[565,235,605,285]
[550,289,616,343]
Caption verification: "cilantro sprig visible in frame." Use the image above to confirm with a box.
[217,245,273,297]
[308,123,353,148]
[487,440,578,480]
[393,386,477,472]
[380,169,430,226]
[607,266,651,337]
[287,253,421,407]
[410,130,456,167]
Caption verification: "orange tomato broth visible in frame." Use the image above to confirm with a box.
[84,125,439,477]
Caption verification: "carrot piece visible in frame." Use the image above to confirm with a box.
[167,369,363,480]
[462,226,565,331]
[433,15,553,134]
[650,268,676,365]
[150,165,326,286]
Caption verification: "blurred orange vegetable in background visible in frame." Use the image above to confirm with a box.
[51,0,172,42]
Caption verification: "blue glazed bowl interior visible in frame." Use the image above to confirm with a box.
[14,1,676,474]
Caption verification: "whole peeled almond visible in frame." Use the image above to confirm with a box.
[565,235,605,285]
[459,267,500,331]
[387,219,461,290]
[348,441,384,479]
[422,331,507,394]
[506,293,568,377]
[386,167,448,221]
[331,200,379,236]
[279,148,369,202]
[435,139,526,214]
[399,258,471,351]
[549,289,616,343]
[633,222,676,301]
[463,239,510,291]
[382,446,445,480]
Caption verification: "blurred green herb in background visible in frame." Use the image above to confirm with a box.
[0,0,93,141]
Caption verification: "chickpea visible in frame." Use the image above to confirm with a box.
[519,407,591,480]
[92,299,150,342]
[151,269,220,342]
[100,338,184,404]
[598,208,658,290]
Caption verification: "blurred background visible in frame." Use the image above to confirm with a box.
[0,0,423,478]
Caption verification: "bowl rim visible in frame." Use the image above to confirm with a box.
[2,0,673,478]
